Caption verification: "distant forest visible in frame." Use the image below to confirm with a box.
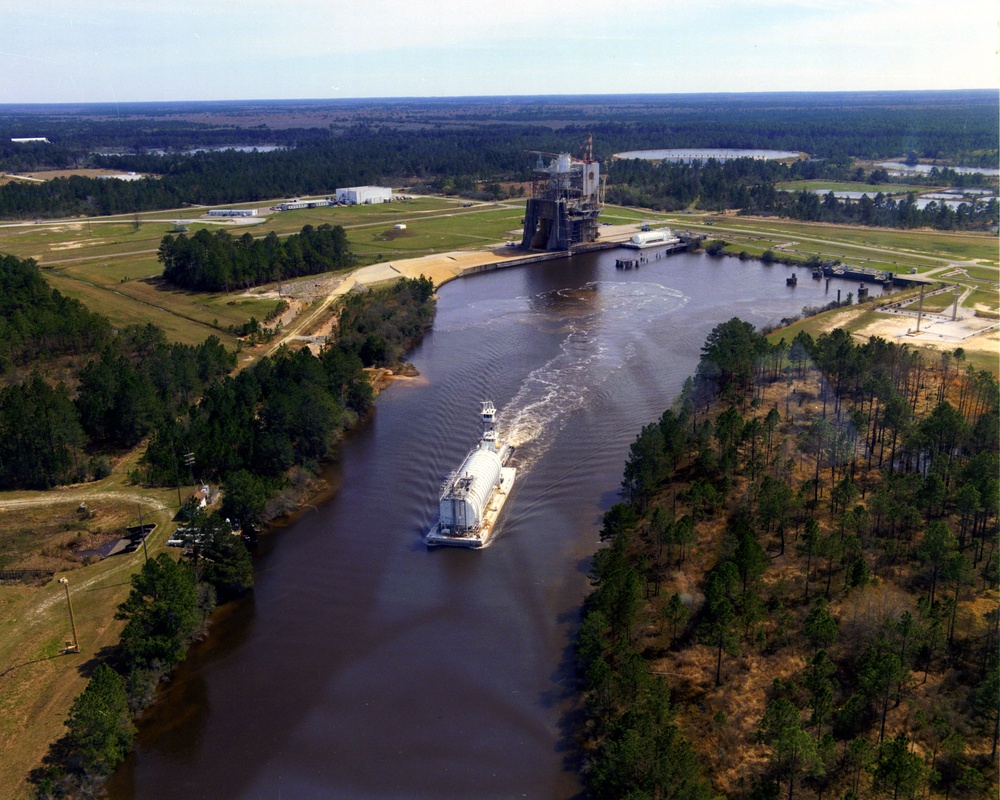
[606,158,999,230]
[0,91,995,225]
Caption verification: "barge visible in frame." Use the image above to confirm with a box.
[622,228,682,249]
[425,401,516,549]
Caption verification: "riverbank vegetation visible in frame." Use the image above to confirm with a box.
[0,250,435,516]
[577,319,998,798]
[2,260,435,797]
[31,522,252,798]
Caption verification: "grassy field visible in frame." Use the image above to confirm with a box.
[775,179,930,194]
[0,196,502,345]
[0,463,184,800]
[950,264,998,282]
[348,205,524,261]
[654,213,999,269]
[968,287,1000,311]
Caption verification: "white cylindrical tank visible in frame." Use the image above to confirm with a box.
[439,447,502,532]
[556,153,572,173]
[629,229,673,246]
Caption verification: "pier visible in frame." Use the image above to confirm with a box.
[809,263,936,288]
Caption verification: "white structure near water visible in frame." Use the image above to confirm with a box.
[335,185,392,205]
[425,401,516,549]
[624,228,681,249]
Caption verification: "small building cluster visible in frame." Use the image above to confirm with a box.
[275,198,332,211]
[263,188,395,213]
[97,172,145,181]
[207,208,258,217]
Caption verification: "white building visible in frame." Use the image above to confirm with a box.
[11,137,50,144]
[207,208,258,217]
[98,172,145,182]
[275,198,332,211]
[336,186,392,205]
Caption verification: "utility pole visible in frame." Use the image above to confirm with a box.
[138,504,148,562]
[172,438,183,509]
[184,452,196,498]
[57,578,80,653]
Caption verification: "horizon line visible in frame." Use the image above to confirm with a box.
[1,88,997,109]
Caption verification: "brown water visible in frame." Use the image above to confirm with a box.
[107,250,856,799]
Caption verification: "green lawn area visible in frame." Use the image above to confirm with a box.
[968,287,1000,311]
[663,216,998,267]
[347,206,524,261]
[43,270,235,346]
[953,264,1000,282]
[601,205,672,223]
[0,197,503,345]
[776,180,929,194]
[904,292,960,313]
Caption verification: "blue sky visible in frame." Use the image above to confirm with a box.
[2,0,997,103]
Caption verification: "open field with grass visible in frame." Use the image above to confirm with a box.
[946,264,997,282]
[649,212,1000,268]
[968,287,1000,310]
[0,196,507,346]
[775,179,931,194]
[348,205,524,261]
[0,465,185,800]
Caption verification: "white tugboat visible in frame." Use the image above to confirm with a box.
[425,401,516,549]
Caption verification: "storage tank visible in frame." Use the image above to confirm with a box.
[439,447,502,532]
[629,229,671,246]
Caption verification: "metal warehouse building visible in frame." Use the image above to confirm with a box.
[335,186,392,205]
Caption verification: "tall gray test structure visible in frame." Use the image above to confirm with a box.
[520,135,604,251]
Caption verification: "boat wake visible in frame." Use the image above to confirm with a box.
[498,281,685,472]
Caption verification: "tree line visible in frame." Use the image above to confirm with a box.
[577,318,998,799]
[0,318,234,490]
[158,224,353,292]
[138,276,435,527]
[606,157,999,230]
[0,253,435,512]
[0,254,111,372]
[3,91,996,172]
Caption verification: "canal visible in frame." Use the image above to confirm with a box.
[108,248,861,799]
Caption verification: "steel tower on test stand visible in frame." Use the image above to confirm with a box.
[520,134,604,251]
